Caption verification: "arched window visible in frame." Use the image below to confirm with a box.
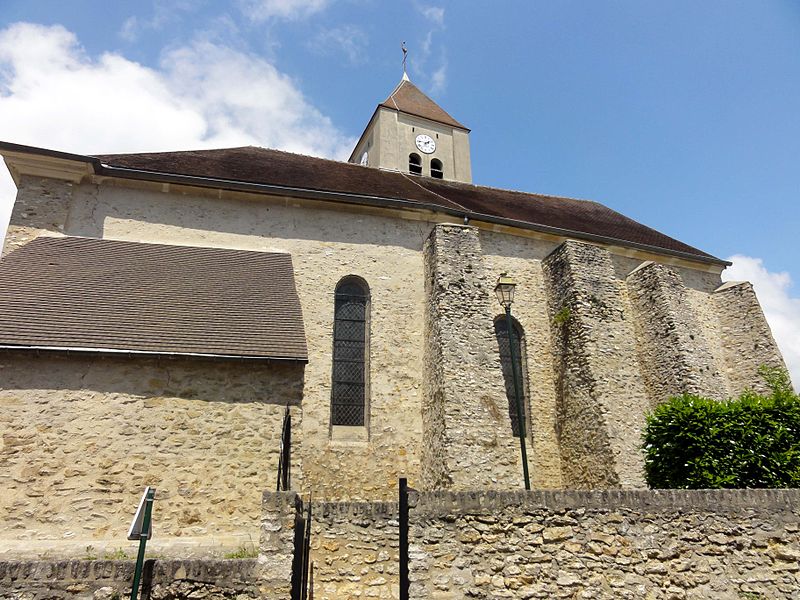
[494,316,529,437]
[409,153,422,175]
[331,276,370,426]
[430,158,443,179]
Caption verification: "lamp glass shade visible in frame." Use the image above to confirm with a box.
[494,273,517,308]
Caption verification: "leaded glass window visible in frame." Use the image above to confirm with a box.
[331,277,369,426]
[494,316,528,437]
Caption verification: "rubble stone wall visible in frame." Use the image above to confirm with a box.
[422,225,529,490]
[311,501,399,600]
[714,281,788,395]
[2,176,72,257]
[541,241,650,488]
[480,231,564,489]
[0,558,264,600]
[408,488,800,599]
[0,353,302,553]
[626,262,727,406]
[66,180,430,501]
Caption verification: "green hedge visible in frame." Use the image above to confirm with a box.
[643,367,800,489]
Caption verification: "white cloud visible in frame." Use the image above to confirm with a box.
[118,1,198,42]
[307,25,368,65]
[238,0,329,22]
[430,60,447,95]
[0,22,355,244]
[420,6,445,26]
[412,5,447,94]
[723,255,800,390]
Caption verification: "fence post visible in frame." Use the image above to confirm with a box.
[290,496,305,600]
[399,477,409,600]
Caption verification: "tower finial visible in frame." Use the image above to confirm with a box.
[401,41,409,81]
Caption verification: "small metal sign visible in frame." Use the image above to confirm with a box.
[127,486,155,541]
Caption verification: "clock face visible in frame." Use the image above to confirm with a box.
[415,134,436,154]
[360,151,368,166]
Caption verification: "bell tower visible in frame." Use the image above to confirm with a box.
[349,75,472,183]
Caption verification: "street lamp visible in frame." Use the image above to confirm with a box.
[494,273,531,491]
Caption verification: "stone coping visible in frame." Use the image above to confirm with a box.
[0,558,259,583]
[408,488,800,515]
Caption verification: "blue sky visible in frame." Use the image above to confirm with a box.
[0,0,798,384]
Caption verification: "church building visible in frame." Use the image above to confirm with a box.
[0,77,786,555]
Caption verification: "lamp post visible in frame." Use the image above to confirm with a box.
[495,273,531,491]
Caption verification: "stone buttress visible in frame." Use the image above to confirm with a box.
[714,281,787,395]
[626,261,728,405]
[542,240,649,488]
[421,224,527,490]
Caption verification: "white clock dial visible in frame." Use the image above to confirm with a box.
[360,151,368,166]
[415,134,436,154]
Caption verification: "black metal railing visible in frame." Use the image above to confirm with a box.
[277,405,291,492]
[399,477,409,600]
[291,496,313,600]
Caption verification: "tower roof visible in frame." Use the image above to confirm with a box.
[379,79,468,130]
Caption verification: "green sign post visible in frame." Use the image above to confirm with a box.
[128,487,156,600]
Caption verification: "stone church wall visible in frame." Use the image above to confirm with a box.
[542,241,650,489]
[421,225,524,491]
[0,175,789,517]
[56,178,431,501]
[2,175,73,258]
[0,353,302,556]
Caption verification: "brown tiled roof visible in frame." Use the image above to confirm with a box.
[0,237,308,360]
[93,146,719,262]
[379,79,468,130]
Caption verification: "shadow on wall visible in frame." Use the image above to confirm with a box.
[0,351,305,405]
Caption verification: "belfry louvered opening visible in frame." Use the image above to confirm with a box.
[331,276,370,426]
[494,316,529,437]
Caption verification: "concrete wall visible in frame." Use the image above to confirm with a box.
[0,353,302,555]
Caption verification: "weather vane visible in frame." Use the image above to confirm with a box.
[401,41,409,80]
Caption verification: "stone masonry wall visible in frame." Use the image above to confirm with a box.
[714,281,788,395]
[2,175,72,257]
[480,231,564,489]
[422,224,528,490]
[259,492,300,599]
[409,489,800,599]
[626,262,727,406]
[311,501,399,599]
[1,558,264,600]
[542,241,650,488]
[0,353,302,555]
[64,180,429,501]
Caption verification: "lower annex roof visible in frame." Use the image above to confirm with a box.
[0,237,308,361]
